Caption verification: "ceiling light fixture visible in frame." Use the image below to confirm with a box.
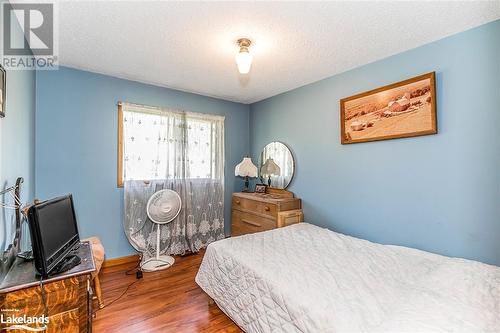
[235,38,253,74]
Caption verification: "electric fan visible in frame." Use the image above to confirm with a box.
[141,189,182,272]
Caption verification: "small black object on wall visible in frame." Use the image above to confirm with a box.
[0,64,5,118]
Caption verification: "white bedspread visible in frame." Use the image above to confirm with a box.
[195,223,500,333]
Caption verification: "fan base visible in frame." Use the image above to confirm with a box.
[141,255,175,272]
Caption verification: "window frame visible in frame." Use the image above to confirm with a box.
[117,103,124,187]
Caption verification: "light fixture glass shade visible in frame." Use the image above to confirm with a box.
[236,50,253,74]
[235,157,258,177]
[261,158,281,176]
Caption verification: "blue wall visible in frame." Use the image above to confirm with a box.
[0,0,36,254]
[36,67,249,259]
[250,20,500,266]
[35,21,499,265]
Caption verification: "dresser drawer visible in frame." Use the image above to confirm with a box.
[277,209,304,227]
[258,202,277,218]
[232,196,277,218]
[232,196,258,212]
[232,211,276,236]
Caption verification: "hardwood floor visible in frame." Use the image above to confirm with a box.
[93,251,241,333]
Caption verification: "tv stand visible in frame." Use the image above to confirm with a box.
[0,241,96,332]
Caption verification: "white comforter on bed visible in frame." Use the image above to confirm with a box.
[195,223,500,333]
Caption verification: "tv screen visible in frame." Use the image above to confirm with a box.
[28,194,80,276]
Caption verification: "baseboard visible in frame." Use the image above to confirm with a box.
[102,254,140,268]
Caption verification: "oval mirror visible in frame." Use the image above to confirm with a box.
[259,142,295,189]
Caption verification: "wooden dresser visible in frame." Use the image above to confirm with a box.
[0,242,96,333]
[231,190,303,236]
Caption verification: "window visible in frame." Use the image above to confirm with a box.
[117,102,224,187]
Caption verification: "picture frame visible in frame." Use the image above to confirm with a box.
[340,72,437,144]
[254,184,267,194]
[0,65,5,118]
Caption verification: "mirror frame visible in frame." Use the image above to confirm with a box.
[259,141,295,190]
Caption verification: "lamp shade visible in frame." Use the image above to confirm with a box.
[261,158,281,176]
[235,157,258,177]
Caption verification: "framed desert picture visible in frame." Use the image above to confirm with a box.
[340,72,437,144]
[0,65,5,118]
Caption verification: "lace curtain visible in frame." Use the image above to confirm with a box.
[122,102,225,256]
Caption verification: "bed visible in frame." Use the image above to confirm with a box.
[195,223,500,332]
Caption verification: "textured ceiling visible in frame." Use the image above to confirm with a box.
[51,1,499,104]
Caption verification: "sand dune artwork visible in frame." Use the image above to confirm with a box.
[340,72,437,144]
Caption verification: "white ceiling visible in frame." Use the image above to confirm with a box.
[51,1,499,104]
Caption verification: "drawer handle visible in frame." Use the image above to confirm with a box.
[264,206,270,211]
[235,200,240,204]
[242,219,261,227]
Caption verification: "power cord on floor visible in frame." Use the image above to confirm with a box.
[125,254,143,279]
[125,261,140,275]
[93,258,144,315]
[93,278,140,315]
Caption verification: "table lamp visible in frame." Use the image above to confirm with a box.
[261,158,281,187]
[235,157,258,192]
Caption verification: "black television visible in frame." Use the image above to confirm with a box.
[27,194,80,276]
